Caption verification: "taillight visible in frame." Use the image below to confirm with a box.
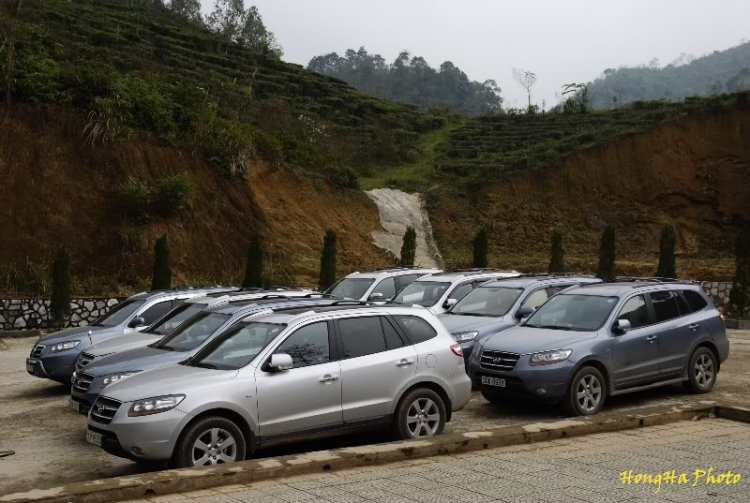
[450,344,463,357]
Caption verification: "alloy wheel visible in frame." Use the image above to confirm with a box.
[192,428,238,466]
[694,354,715,389]
[406,397,441,437]
[576,374,602,413]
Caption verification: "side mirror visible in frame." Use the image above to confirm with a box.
[613,319,632,334]
[128,317,146,329]
[515,306,534,320]
[269,353,293,371]
[443,298,458,309]
[368,292,384,301]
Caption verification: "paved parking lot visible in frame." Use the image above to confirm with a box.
[1,331,749,495]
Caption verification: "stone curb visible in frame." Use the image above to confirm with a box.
[0,402,724,503]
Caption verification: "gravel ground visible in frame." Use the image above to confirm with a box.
[1,331,748,495]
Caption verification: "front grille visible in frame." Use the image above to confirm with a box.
[90,396,122,425]
[30,344,45,358]
[76,353,96,372]
[72,372,95,394]
[480,350,521,372]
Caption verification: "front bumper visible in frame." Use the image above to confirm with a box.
[466,355,574,401]
[26,351,80,383]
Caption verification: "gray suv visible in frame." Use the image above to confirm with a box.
[439,275,601,364]
[85,304,471,467]
[467,279,729,416]
[26,286,235,383]
[326,267,440,301]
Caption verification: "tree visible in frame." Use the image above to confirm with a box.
[242,234,264,288]
[548,230,565,274]
[49,247,71,329]
[656,225,677,278]
[208,0,245,40]
[399,226,417,266]
[472,228,489,268]
[729,226,750,318]
[169,0,202,24]
[598,226,617,281]
[151,234,172,290]
[318,230,337,290]
[512,68,537,111]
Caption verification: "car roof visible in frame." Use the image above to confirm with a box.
[566,279,703,297]
[128,286,236,301]
[206,297,340,316]
[343,267,441,280]
[249,303,424,325]
[186,290,321,306]
[481,275,601,289]
[416,269,520,283]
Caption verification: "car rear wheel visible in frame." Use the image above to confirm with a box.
[171,416,246,469]
[683,347,717,393]
[394,388,446,440]
[563,366,606,416]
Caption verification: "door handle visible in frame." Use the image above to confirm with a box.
[688,323,700,331]
[646,335,658,343]
[396,359,414,367]
[319,374,339,383]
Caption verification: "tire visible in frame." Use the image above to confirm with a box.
[171,416,246,469]
[480,390,504,405]
[394,388,447,440]
[563,366,606,416]
[683,347,717,394]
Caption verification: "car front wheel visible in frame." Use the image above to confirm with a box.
[172,416,246,469]
[563,366,606,416]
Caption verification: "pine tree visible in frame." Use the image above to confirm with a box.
[242,235,264,288]
[50,247,71,329]
[472,227,489,268]
[729,226,750,318]
[151,234,172,290]
[656,225,677,278]
[598,226,617,281]
[548,229,565,273]
[319,230,337,290]
[400,226,417,266]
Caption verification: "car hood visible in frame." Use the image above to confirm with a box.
[101,363,239,403]
[437,314,514,335]
[481,325,599,355]
[83,345,185,375]
[86,332,162,357]
[38,325,113,345]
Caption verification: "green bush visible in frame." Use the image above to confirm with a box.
[656,225,677,278]
[151,234,172,290]
[120,175,154,220]
[242,235,264,289]
[598,226,617,281]
[327,166,359,189]
[729,226,750,318]
[154,173,194,216]
[472,228,489,268]
[548,229,565,273]
[400,226,417,266]
[318,230,337,290]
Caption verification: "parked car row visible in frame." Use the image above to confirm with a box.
[24,270,730,470]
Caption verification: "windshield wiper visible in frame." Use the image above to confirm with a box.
[531,324,573,331]
[194,362,217,369]
[158,345,176,351]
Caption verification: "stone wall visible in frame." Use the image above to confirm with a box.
[0,298,120,331]
[700,282,732,309]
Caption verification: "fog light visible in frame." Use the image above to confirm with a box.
[131,446,144,456]
[536,388,547,395]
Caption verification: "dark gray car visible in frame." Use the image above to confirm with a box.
[438,275,601,364]
[467,279,730,416]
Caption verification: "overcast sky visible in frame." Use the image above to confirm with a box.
[201,0,750,107]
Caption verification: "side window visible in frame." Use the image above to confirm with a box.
[617,295,649,330]
[393,315,437,344]
[649,291,681,323]
[395,274,419,293]
[139,301,173,325]
[382,318,405,349]
[275,322,330,368]
[549,284,573,296]
[682,290,709,313]
[371,277,396,298]
[338,317,387,359]
[522,288,550,310]
[449,283,473,301]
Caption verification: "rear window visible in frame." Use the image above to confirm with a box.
[393,315,437,344]
[682,290,709,313]
[649,291,681,323]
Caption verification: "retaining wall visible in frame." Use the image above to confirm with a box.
[0,298,120,331]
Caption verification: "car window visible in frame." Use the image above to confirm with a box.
[326,278,375,300]
[452,287,523,317]
[338,317,387,359]
[157,312,231,351]
[675,292,691,315]
[526,294,619,331]
[521,288,549,310]
[275,322,330,368]
[395,274,420,293]
[617,295,649,329]
[194,322,286,370]
[393,315,437,344]
[148,303,204,335]
[382,318,405,349]
[371,277,396,298]
[681,290,709,313]
[549,284,573,295]
[393,281,451,307]
[139,301,174,325]
[649,291,682,323]
[448,283,474,302]
[91,300,145,327]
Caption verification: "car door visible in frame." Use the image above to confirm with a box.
[255,321,342,437]
[336,315,417,423]
[370,277,397,300]
[654,290,703,377]
[610,294,660,387]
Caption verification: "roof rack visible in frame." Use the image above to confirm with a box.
[609,277,678,284]
[549,273,598,278]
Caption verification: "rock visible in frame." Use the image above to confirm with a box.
[84,301,95,311]
[14,317,26,329]
[0,315,5,324]
[91,310,99,318]
[38,306,46,316]
[107,299,118,307]
[96,301,105,310]
[71,313,81,323]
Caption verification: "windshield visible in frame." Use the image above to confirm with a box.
[452,287,523,316]
[156,312,231,352]
[92,300,145,327]
[393,281,450,307]
[326,278,375,299]
[189,322,287,370]
[147,303,205,335]
[525,294,619,332]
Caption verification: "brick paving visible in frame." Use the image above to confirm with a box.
[127,418,750,503]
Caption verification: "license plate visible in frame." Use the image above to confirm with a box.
[86,430,102,447]
[69,399,80,412]
[26,360,36,373]
[482,376,506,387]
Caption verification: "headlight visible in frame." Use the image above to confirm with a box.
[101,372,140,389]
[49,341,80,353]
[470,342,483,359]
[128,395,185,417]
[453,331,479,342]
[529,349,573,366]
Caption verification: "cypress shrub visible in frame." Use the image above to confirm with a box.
[400,226,417,266]
[319,229,337,290]
[548,229,564,273]
[151,234,172,290]
[50,247,71,329]
[472,227,489,268]
[598,226,616,281]
[242,235,264,288]
[656,225,677,278]
[729,226,750,318]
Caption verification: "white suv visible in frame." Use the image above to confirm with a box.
[85,304,472,468]
[325,267,440,301]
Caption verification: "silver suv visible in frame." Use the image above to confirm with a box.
[326,267,440,301]
[86,304,471,467]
